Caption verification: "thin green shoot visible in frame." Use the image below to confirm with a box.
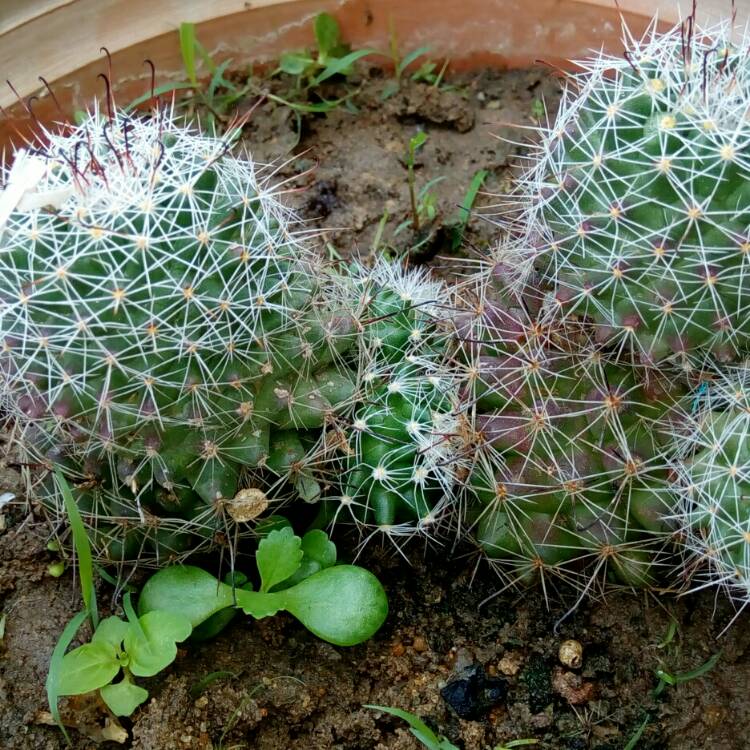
[448,168,487,250]
[370,209,390,255]
[365,705,456,750]
[654,651,722,696]
[56,471,97,628]
[406,131,427,231]
[190,670,238,699]
[46,610,88,743]
[495,741,538,750]
[623,714,650,750]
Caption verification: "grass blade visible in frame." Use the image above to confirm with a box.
[46,610,88,743]
[56,471,97,628]
[125,82,194,112]
[311,49,374,85]
[397,46,432,78]
[179,22,198,86]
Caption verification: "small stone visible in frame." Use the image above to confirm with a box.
[498,651,523,676]
[412,636,429,653]
[225,488,268,522]
[391,641,405,657]
[487,100,502,110]
[551,667,596,705]
[559,639,583,669]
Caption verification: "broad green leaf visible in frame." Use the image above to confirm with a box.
[92,616,129,650]
[314,13,341,60]
[312,49,374,86]
[274,565,388,646]
[124,611,191,677]
[138,566,236,628]
[57,642,120,696]
[279,52,314,76]
[256,527,303,593]
[100,679,149,717]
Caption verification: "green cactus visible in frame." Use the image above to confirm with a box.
[0,104,357,562]
[460,256,681,596]
[316,261,465,542]
[673,366,750,608]
[522,19,750,364]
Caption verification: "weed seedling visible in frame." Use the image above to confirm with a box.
[445,168,488,251]
[365,705,458,750]
[397,131,445,236]
[53,593,191,716]
[139,526,388,646]
[274,13,373,112]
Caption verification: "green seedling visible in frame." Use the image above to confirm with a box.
[366,705,457,750]
[382,21,451,100]
[653,651,722,697]
[446,168,488,251]
[395,131,445,240]
[54,593,191,716]
[275,13,373,104]
[495,742,538,750]
[139,526,387,647]
[176,22,253,129]
[47,472,101,739]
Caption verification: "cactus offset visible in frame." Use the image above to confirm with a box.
[317,260,466,544]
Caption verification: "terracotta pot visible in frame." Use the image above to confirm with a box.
[0,0,736,146]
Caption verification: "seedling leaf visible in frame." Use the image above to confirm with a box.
[91,616,129,650]
[365,705,455,750]
[279,53,314,76]
[100,679,149,717]
[256,527,303,593]
[47,610,87,741]
[301,530,337,569]
[312,49,374,85]
[397,46,433,78]
[138,565,236,628]
[57,642,120,696]
[180,23,198,85]
[124,610,191,677]
[314,13,341,61]
[275,565,388,646]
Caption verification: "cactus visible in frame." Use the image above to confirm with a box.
[315,260,466,543]
[672,365,750,609]
[459,252,681,597]
[519,19,750,364]
[0,103,358,562]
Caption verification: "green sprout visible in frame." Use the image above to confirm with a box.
[139,525,388,647]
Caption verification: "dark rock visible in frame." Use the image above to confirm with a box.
[440,663,508,719]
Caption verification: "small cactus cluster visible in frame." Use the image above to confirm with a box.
[3,12,750,617]
[459,16,750,609]
[320,261,464,541]
[518,18,750,365]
